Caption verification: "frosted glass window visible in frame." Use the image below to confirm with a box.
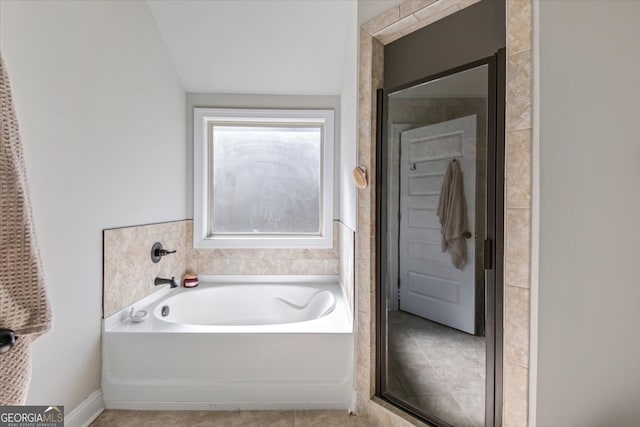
[193,108,334,248]
[211,126,322,234]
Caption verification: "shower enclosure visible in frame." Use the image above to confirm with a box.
[376,51,505,427]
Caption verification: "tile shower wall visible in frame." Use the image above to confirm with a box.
[503,0,533,425]
[103,220,188,318]
[355,28,384,416]
[104,220,343,318]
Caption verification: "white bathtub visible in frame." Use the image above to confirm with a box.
[102,276,354,411]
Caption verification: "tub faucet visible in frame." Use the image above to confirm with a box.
[155,276,179,288]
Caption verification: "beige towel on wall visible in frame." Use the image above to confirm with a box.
[0,52,52,405]
[437,159,469,270]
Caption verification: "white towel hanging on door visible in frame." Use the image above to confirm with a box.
[437,159,469,270]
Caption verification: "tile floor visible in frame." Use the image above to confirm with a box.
[387,310,485,427]
[90,410,375,427]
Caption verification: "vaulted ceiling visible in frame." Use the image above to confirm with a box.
[357,0,404,25]
[147,0,355,95]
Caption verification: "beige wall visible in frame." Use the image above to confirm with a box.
[537,1,640,425]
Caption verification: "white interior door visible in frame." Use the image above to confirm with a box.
[399,115,477,334]
[387,123,416,312]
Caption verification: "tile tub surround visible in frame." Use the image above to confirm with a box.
[185,221,341,276]
[103,220,188,318]
[104,220,343,318]
[357,0,534,426]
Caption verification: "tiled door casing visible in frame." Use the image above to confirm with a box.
[356,1,533,426]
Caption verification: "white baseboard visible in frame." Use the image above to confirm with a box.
[65,390,105,427]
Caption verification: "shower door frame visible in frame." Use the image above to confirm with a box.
[375,50,506,427]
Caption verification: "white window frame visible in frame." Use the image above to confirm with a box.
[193,107,334,249]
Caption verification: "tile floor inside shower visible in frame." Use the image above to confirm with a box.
[387,311,486,427]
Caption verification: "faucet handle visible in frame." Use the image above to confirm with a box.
[151,242,176,263]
